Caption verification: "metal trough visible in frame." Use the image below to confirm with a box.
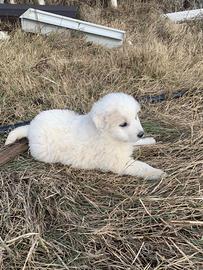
[20,8,125,48]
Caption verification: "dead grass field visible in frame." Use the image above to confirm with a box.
[0,1,203,269]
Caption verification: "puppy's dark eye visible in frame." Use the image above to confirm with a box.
[119,122,128,127]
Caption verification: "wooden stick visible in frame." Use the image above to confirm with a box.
[0,138,28,166]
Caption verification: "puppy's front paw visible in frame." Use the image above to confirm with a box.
[146,137,156,145]
[146,169,167,180]
[133,137,156,146]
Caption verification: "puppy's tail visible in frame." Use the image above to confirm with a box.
[5,125,29,145]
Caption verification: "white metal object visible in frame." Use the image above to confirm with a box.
[38,0,45,5]
[164,8,203,23]
[110,0,118,8]
[0,31,9,40]
[20,8,125,48]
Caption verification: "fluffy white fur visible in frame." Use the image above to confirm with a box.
[5,93,166,180]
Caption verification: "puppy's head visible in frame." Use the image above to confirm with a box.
[90,92,144,143]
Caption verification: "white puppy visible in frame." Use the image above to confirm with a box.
[5,93,166,180]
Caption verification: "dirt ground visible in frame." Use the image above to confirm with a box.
[0,1,203,269]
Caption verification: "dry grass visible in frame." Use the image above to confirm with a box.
[0,1,203,269]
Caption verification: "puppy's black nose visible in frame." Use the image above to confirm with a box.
[137,131,144,138]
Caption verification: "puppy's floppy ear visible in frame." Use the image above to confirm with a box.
[91,111,106,130]
[91,110,121,130]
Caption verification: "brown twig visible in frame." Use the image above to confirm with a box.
[170,220,203,226]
